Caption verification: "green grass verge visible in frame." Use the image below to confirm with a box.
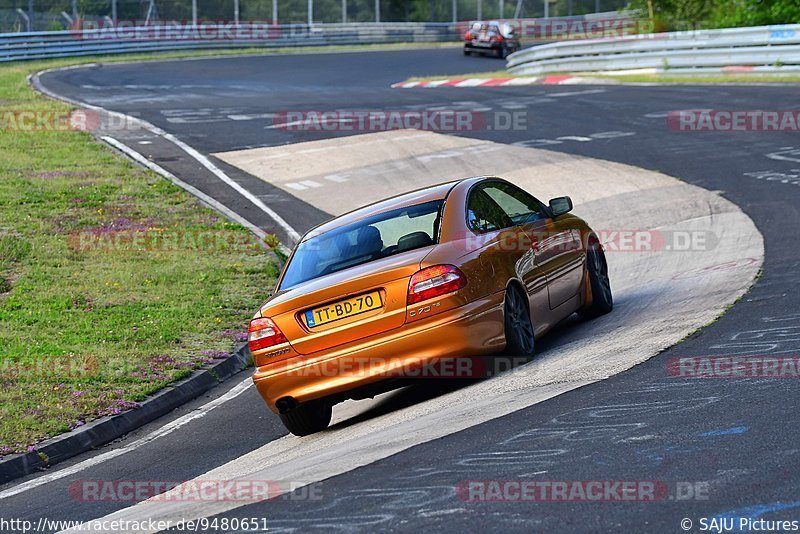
[0,59,283,456]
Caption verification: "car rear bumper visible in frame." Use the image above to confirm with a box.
[252,291,506,413]
[464,42,517,53]
[465,42,502,51]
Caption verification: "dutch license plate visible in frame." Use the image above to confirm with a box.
[304,291,382,328]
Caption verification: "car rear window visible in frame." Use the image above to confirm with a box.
[279,200,444,290]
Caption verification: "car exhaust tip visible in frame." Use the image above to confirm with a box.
[275,396,298,414]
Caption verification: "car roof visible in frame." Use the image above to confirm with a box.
[302,180,461,239]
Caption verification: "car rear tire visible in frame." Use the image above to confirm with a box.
[504,285,536,358]
[578,241,613,320]
[279,400,332,436]
[464,49,471,56]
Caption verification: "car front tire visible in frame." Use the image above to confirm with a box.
[578,241,613,320]
[504,284,536,358]
[279,400,332,436]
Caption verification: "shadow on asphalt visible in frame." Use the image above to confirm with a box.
[329,309,599,431]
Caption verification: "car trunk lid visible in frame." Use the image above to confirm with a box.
[262,247,433,355]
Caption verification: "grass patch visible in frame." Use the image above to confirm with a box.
[0,59,281,456]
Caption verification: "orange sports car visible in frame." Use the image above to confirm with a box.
[250,176,612,435]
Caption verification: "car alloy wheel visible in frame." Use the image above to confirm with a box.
[504,285,535,356]
[579,242,613,319]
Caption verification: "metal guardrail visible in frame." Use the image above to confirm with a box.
[0,12,635,63]
[0,22,457,62]
[507,24,800,74]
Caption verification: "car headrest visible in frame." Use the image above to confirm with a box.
[354,225,383,256]
[396,231,433,253]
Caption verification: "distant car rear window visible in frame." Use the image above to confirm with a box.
[279,200,443,290]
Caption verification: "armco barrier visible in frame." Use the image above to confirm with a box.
[506,23,800,75]
[0,13,631,63]
[0,22,457,62]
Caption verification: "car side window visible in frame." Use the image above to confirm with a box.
[483,182,548,225]
[466,184,514,232]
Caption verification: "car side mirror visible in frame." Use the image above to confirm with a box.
[549,196,573,217]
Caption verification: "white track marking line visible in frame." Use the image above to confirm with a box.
[501,77,540,86]
[240,133,429,161]
[152,129,301,243]
[556,136,593,142]
[228,113,276,121]
[101,136,292,257]
[549,89,607,97]
[265,120,306,130]
[454,78,484,87]
[165,117,230,124]
[0,379,254,501]
[30,69,301,245]
[102,137,261,239]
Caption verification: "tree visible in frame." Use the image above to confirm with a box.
[625,0,800,30]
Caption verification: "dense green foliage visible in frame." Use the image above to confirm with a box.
[626,0,800,30]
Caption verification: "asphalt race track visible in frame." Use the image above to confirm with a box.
[2,48,799,532]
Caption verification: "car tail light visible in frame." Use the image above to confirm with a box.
[408,264,467,305]
[465,31,473,40]
[493,34,504,42]
[248,317,287,352]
